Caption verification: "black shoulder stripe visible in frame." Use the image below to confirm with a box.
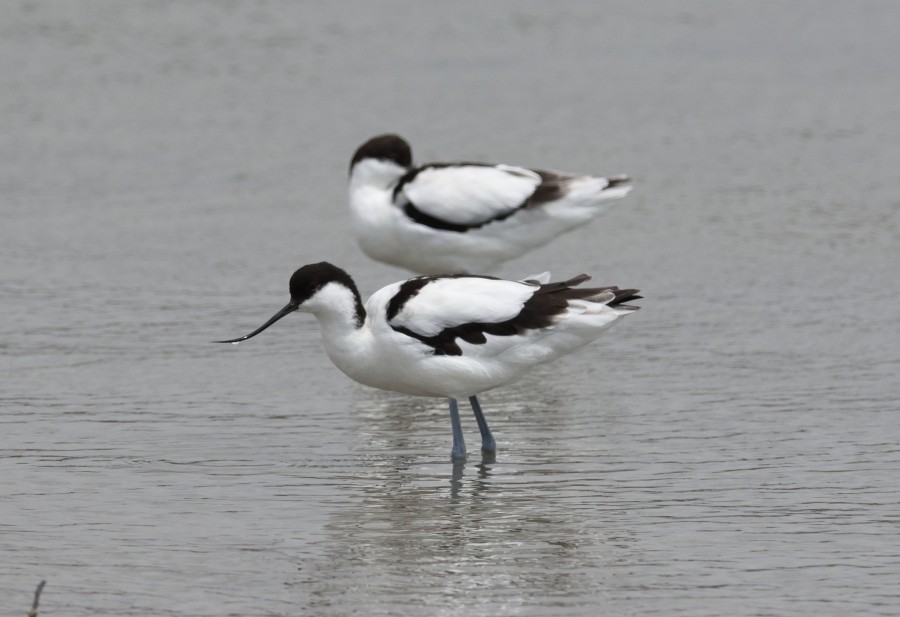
[392,162,493,201]
[386,273,498,322]
[391,326,463,356]
[402,203,474,233]
[395,165,572,233]
[385,277,432,321]
[402,202,527,233]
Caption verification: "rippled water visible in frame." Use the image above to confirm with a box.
[3,2,899,615]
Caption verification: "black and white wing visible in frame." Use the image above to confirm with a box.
[381,273,637,356]
[394,164,543,231]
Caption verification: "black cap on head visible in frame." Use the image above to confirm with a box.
[350,134,412,170]
[289,262,355,303]
[214,262,365,344]
[289,262,366,326]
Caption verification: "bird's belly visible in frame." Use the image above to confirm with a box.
[328,344,520,398]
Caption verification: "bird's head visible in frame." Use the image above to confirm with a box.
[348,134,412,188]
[216,262,365,344]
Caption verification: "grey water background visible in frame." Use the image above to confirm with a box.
[2,1,899,615]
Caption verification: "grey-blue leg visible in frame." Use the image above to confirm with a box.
[469,395,496,453]
[448,397,467,460]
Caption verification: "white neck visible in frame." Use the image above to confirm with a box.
[349,158,406,192]
[301,281,365,338]
[302,282,381,385]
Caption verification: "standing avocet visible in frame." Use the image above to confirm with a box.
[217,262,640,460]
[348,134,633,274]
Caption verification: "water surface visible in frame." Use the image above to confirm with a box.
[2,2,899,615]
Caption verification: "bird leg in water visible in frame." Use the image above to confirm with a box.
[469,395,496,453]
[448,398,467,460]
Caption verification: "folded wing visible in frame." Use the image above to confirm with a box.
[389,276,537,337]
[385,274,620,357]
[398,164,542,229]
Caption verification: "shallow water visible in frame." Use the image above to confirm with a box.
[2,1,899,615]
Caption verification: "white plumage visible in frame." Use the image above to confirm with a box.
[348,134,633,274]
[385,277,532,337]
[218,262,641,460]
[401,165,540,226]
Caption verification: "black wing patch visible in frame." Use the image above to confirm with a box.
[401,201,523,233]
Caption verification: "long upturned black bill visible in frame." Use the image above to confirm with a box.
[215,300,299,344]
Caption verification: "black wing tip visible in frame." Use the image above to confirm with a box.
[565,273,592,287]
[609,289,642,306]
[606,175,632,188]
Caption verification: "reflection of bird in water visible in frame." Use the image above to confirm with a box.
[217,262,640,460]
[349,133,633,274]
[450,457,496,500]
